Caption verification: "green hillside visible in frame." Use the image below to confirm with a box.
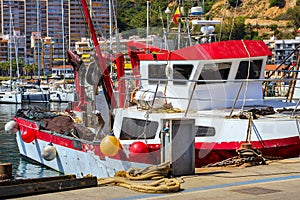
[116,0,300,40]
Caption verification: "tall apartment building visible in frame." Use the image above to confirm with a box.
[264,37,300,66]
[0,0,114,72]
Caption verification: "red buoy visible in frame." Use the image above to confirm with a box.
[21,130,35,143]
[129,141,149,154]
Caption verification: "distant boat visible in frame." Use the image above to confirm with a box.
[0,84,22,104]
[49,82,75,102]
[20,84,50,103]
[0,4,22,104]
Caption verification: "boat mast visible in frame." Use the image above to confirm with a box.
[9,4,20,82]
[61,0,65,82]
[109,0,112,51]
[146,1,149,51]
[9,3,12,90]
[36,0,40,85]
[112,0,121,53]
[80,0,116,109]
[109,0,113,73]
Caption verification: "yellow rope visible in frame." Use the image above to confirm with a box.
[97,177,180,193]
[96,162,181,193]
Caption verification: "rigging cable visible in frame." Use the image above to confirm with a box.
[218,0,228,41]
[229,0,239,40]
[240,39,251,111]
[10,5,20,80]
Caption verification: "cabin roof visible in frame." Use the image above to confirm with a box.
[136,40,272,61]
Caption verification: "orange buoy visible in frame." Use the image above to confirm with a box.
[100,135,120,156]
[21,129,35,143]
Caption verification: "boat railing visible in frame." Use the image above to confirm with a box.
[119,75,300,110]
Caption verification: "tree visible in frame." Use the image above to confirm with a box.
[287,6,300,31]
[117,0,169,34]
[0,61,10,76]
[0,59,23,77]
[269,0,286,8]
[228,0,242,7]
[218,16,246,40]
[23,64,37,79]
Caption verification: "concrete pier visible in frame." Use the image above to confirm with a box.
[11,158,300,200]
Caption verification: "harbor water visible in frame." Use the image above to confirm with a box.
[0,103,68,179]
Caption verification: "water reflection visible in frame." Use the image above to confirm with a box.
[0,103,67,179]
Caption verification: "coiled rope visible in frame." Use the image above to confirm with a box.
[97,162,181,193]
[203,145,267,168]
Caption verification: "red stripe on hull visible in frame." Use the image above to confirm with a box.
[195,137,300,167]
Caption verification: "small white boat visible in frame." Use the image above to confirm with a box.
[0,90,22,104]
[0,82,22,104]
[20,84,50,103]
[49,83,75,102]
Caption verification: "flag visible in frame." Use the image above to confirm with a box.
[172,7,180,25]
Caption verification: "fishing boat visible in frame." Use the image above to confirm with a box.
[5,1,300,178]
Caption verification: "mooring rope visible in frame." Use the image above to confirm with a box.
[96,162,181,193]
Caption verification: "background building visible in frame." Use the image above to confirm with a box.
[0,0,115,75]
[264,36,300,65]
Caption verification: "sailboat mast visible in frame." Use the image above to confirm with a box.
[36,0,40,83]
[61,0,65,80]
[109,0,113,73]
[109,0,112,51]
[9,3,12,90]
[146,1,149,50]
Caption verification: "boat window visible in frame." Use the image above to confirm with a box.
[195,126,216,137]
[235,60,262,79]
[173,64,194,85]
[120,117,158,140]
[198,62,231,84]
[148,64,167,85]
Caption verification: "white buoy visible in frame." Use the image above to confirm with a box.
[41,144,57,161]
[4,120,18,134]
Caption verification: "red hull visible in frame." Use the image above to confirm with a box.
[15,117,300,167]
[195,144,300,167]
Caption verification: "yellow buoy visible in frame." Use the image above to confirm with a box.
[100,135,120,156]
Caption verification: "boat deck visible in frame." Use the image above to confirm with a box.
[12,157,300,200]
